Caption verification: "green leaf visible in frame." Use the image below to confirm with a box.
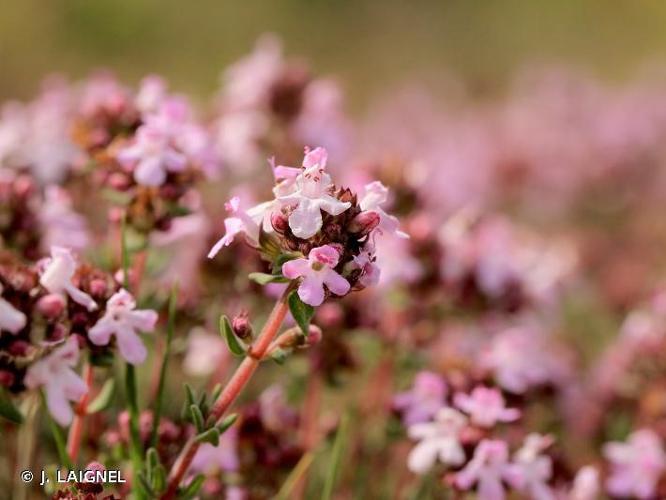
[219,315,246,357]
[248,272,289,285]
[216,413,238,435]
[152,464,166,493]
[195,427,220,446]
[189,404,205,433]
[136,472,156,497]
[322,413,349,500]
[288,291,315,336]
[270,347,291,365]
[146,447,160,471]
[0,389,23,424]
[87,379,115,414]
[179,474,205,500]
[276,452,315,500]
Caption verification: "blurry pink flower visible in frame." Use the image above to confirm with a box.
[482,325,570,394]
[568,466,600,500]
[190,426,239,474]
[259,385,297,433]
[40,186,89,252]
[39,246,97,311]
[351,249,381,288]
[505,434,555,500]
[182,328,228,377]
[407,407,467,474]
[24,336,87,426]
[0,284,27,334]
[89,289,158,365]
[208,196,270,257]
[393,371,447,426]
[117,125,187,187]
[603,429,666,499]
[454,386,520,428]
[278,147,351,239]
[135,75,167,114]
[359,181,408,238]
[455,439,513,500]
[282,245,350,306]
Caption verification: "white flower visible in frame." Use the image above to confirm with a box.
[407,407,467,474]
[277,147,351,239]
[39,246,97,311]
[88,289,158,365]
[207,196,272,258]
[24,337,87,426]
[0,284,26,334]
[505,434,555,500]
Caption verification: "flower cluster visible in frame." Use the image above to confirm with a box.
[208,146,403,306]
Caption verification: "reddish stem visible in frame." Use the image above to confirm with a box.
[162,285,293,499]
[66,364,95,463]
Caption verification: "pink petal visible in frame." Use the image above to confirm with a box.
[128,310,158,332]
[134,157,166,186]
[323,270,350,296]
[407,440,439,474]
[282,258,309,279]
[297,275,326,306]
[116,327,148,365]
[88,318,116,346]
[45,382,74,426]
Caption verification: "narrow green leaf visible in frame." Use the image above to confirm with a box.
[321,413,349,500]
[0,389,23,424]
[87,379,115,414]
[189,404,205,433]
[179,474,205,500]
[248,272,289,285]
[136,472,156,497]
[216,413,238,435]
[288,291,315,336]
[150,283,178,448]
[210,383,222,402]
[195,427,220,446]
[276,452,315,500]
[146,447,160,471]
[219,315,246,357]
[152,464,166,493]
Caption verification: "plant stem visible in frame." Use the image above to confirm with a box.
[66,363,94,464]
[121,216,145,498]
[150,282,178,448]
[161,284,294,499]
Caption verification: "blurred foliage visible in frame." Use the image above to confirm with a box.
[3,0,666,107]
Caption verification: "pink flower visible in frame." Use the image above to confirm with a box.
[505,434,555,500]
[359,181,408,238]
[455,440,514,500]
[393,371,447,426]
[117,125,187,187]
[407,407,467,474]
[24,337,87,426]
[39,246,97,311]
[135,75,167,114]
[282,245,350,306]
[182,328,228,377]
[88,289,158,365]
[603,429,666,499]
[568,466,600,500]
[453,386,520,428]
[351,248,381,288]
[207,196,271,257]
[40,186,89,252]
[190,426,239,474]
[0,284,26,334]
[278,147,351,239]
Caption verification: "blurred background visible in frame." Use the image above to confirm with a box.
[3,0,666,107]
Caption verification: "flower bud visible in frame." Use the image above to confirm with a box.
[232,311,253,340]
[348,211,380,236]
[0,370,15,387]
[8,340,31,357]
[107,172,131,191]
[88,279,109,298]
[271,211,289,233]
[37,293,66,319]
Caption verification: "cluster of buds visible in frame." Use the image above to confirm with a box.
[209,146,404,307]
[439,211,576,313]
[72,74,216,234]
[394,372,599,499]
[0,246,157,425]
[0,170,89,259]
[214,36,350,169]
